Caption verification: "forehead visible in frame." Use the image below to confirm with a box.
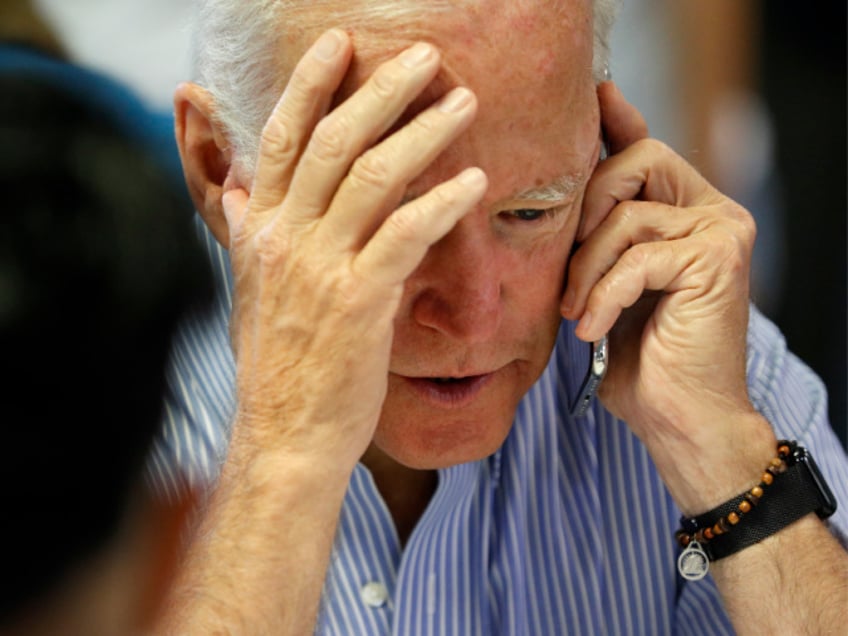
[287,0,598,200]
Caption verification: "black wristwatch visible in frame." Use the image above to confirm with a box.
[678,441,838,565]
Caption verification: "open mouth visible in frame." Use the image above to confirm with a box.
[403,373,493,407]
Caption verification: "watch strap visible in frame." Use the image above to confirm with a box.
[679,441,838,562]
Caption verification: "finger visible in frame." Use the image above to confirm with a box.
[321,86,477,250]
[563,199,708,319]
[598,81,649,156]
[283,42,441,224]
[249,29,353,216]
[573,219,752,343]
[573,237,691,342]
[578,138,716,241]
[354,167,488,287]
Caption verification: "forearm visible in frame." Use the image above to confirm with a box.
[711,514,848,634]
[154,417,352,635]
[644,411,847,634]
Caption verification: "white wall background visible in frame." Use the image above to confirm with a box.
[34,0,194,113]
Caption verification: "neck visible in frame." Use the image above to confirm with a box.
[360,445,438,547]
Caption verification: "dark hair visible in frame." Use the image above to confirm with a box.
[0,66,213,620]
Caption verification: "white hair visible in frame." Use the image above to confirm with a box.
[190,0,621,172]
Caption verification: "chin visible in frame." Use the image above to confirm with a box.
[371,394,521,470]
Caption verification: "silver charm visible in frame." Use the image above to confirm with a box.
[677,541,710,581]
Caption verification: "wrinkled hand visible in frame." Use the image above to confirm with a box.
[221,30,486,470]
[563,83,775,512]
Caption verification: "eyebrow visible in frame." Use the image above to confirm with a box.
[400,173,584,208]
[512,174,584,203]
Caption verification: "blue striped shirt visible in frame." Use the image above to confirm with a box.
[149,220,848,635]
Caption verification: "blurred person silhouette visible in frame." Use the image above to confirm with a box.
[1,0,188,185]
[0,21,213,635]
[0,0,64,57]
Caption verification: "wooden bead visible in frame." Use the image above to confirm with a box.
[676,442,798,552]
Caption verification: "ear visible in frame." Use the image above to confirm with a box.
[174,82,234,247]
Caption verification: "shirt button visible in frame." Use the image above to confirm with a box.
[360,581,389,608]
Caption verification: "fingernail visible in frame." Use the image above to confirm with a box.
[400,42,434,68]
[562,288,576,315]
[314,29,342,60]
[577,310,593,336]
[438,87,473,113]
[457,167,487,189]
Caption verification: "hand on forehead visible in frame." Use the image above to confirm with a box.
[285,0,594,97]
[273,0,599,203]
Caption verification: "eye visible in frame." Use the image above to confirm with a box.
[510,208,547,222]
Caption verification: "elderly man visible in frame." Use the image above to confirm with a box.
[153,0,848,633]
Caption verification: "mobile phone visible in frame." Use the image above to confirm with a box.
[569,93,611,419]
[569,334,608,418]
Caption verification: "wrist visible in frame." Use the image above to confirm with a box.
[643,411,778,516]
[675,440,838,579]
[224,419,356,502]
[228,409,366,481]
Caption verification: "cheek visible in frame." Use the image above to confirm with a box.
[505,229,575,320]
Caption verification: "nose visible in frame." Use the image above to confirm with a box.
[408,219,503,343]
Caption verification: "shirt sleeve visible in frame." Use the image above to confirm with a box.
[673,303,848,634]
[745,302,848,544]
[145,218,237,501]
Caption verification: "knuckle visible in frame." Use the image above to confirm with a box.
[348,152,391,189]
[597,272,621,299]
[385,206,422,245]
[712,202,756,252]
[613,201,639,229]
[429,183,461,209]
[259,116,296,160]
[254,226,287,265]
[370,65,401,100]
[408,110,440,135]
[622,242,650,271]
[310,116,350,161]
[730,204,757,242]
[634,137,669,157]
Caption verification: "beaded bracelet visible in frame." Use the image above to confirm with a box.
[675,441,793,550]
[674,440,794,581]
